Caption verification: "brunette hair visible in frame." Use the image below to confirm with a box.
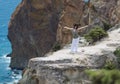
[73,23,81,29]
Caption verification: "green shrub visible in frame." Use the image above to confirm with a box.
[114,47,120,65]
[86,69,120,84]
[103,60,117,70]
[84,26,108,43]
[52,42,61,51]
[114,48,120,57]
[103,21,112,31]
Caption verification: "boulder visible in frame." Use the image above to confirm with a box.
[18,27,120,84]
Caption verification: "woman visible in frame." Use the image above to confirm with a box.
[64,24,88,53]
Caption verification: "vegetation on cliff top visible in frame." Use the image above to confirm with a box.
[84,26,108,44]
[86,69,120,84]
[114,47,120,67]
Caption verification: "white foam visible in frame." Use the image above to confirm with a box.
[1,54,11,63]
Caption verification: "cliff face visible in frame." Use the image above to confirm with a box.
[8,0,65,69]
[57,0,120,44]
[8,0,120,69]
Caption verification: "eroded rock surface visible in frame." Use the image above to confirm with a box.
[18,27,120,84]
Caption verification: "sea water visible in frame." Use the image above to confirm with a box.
[0,0,21,84]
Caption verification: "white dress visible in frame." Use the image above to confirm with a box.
[71,29,79,53]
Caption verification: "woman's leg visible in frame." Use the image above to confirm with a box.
[74,37,79,52]
[71,38,76,52]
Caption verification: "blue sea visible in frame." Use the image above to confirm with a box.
[0,0,22,84]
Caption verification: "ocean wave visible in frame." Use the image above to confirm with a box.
[0,79,20,84]
[0,0,22,83]
[0,54,11,63]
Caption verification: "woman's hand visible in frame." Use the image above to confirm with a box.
[64,26,73,30]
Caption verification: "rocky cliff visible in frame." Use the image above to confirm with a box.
[8,0,120,69]
[18,26,120,84]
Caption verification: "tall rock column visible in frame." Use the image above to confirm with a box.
[8,0,66,69]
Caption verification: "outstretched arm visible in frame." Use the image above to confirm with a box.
[77,25,88,30]
[64,26,73,30]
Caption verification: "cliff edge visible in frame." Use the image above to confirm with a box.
[18,26,120,84]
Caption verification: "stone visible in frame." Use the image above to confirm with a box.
[18,27,120,84]
[8,0,120,69]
